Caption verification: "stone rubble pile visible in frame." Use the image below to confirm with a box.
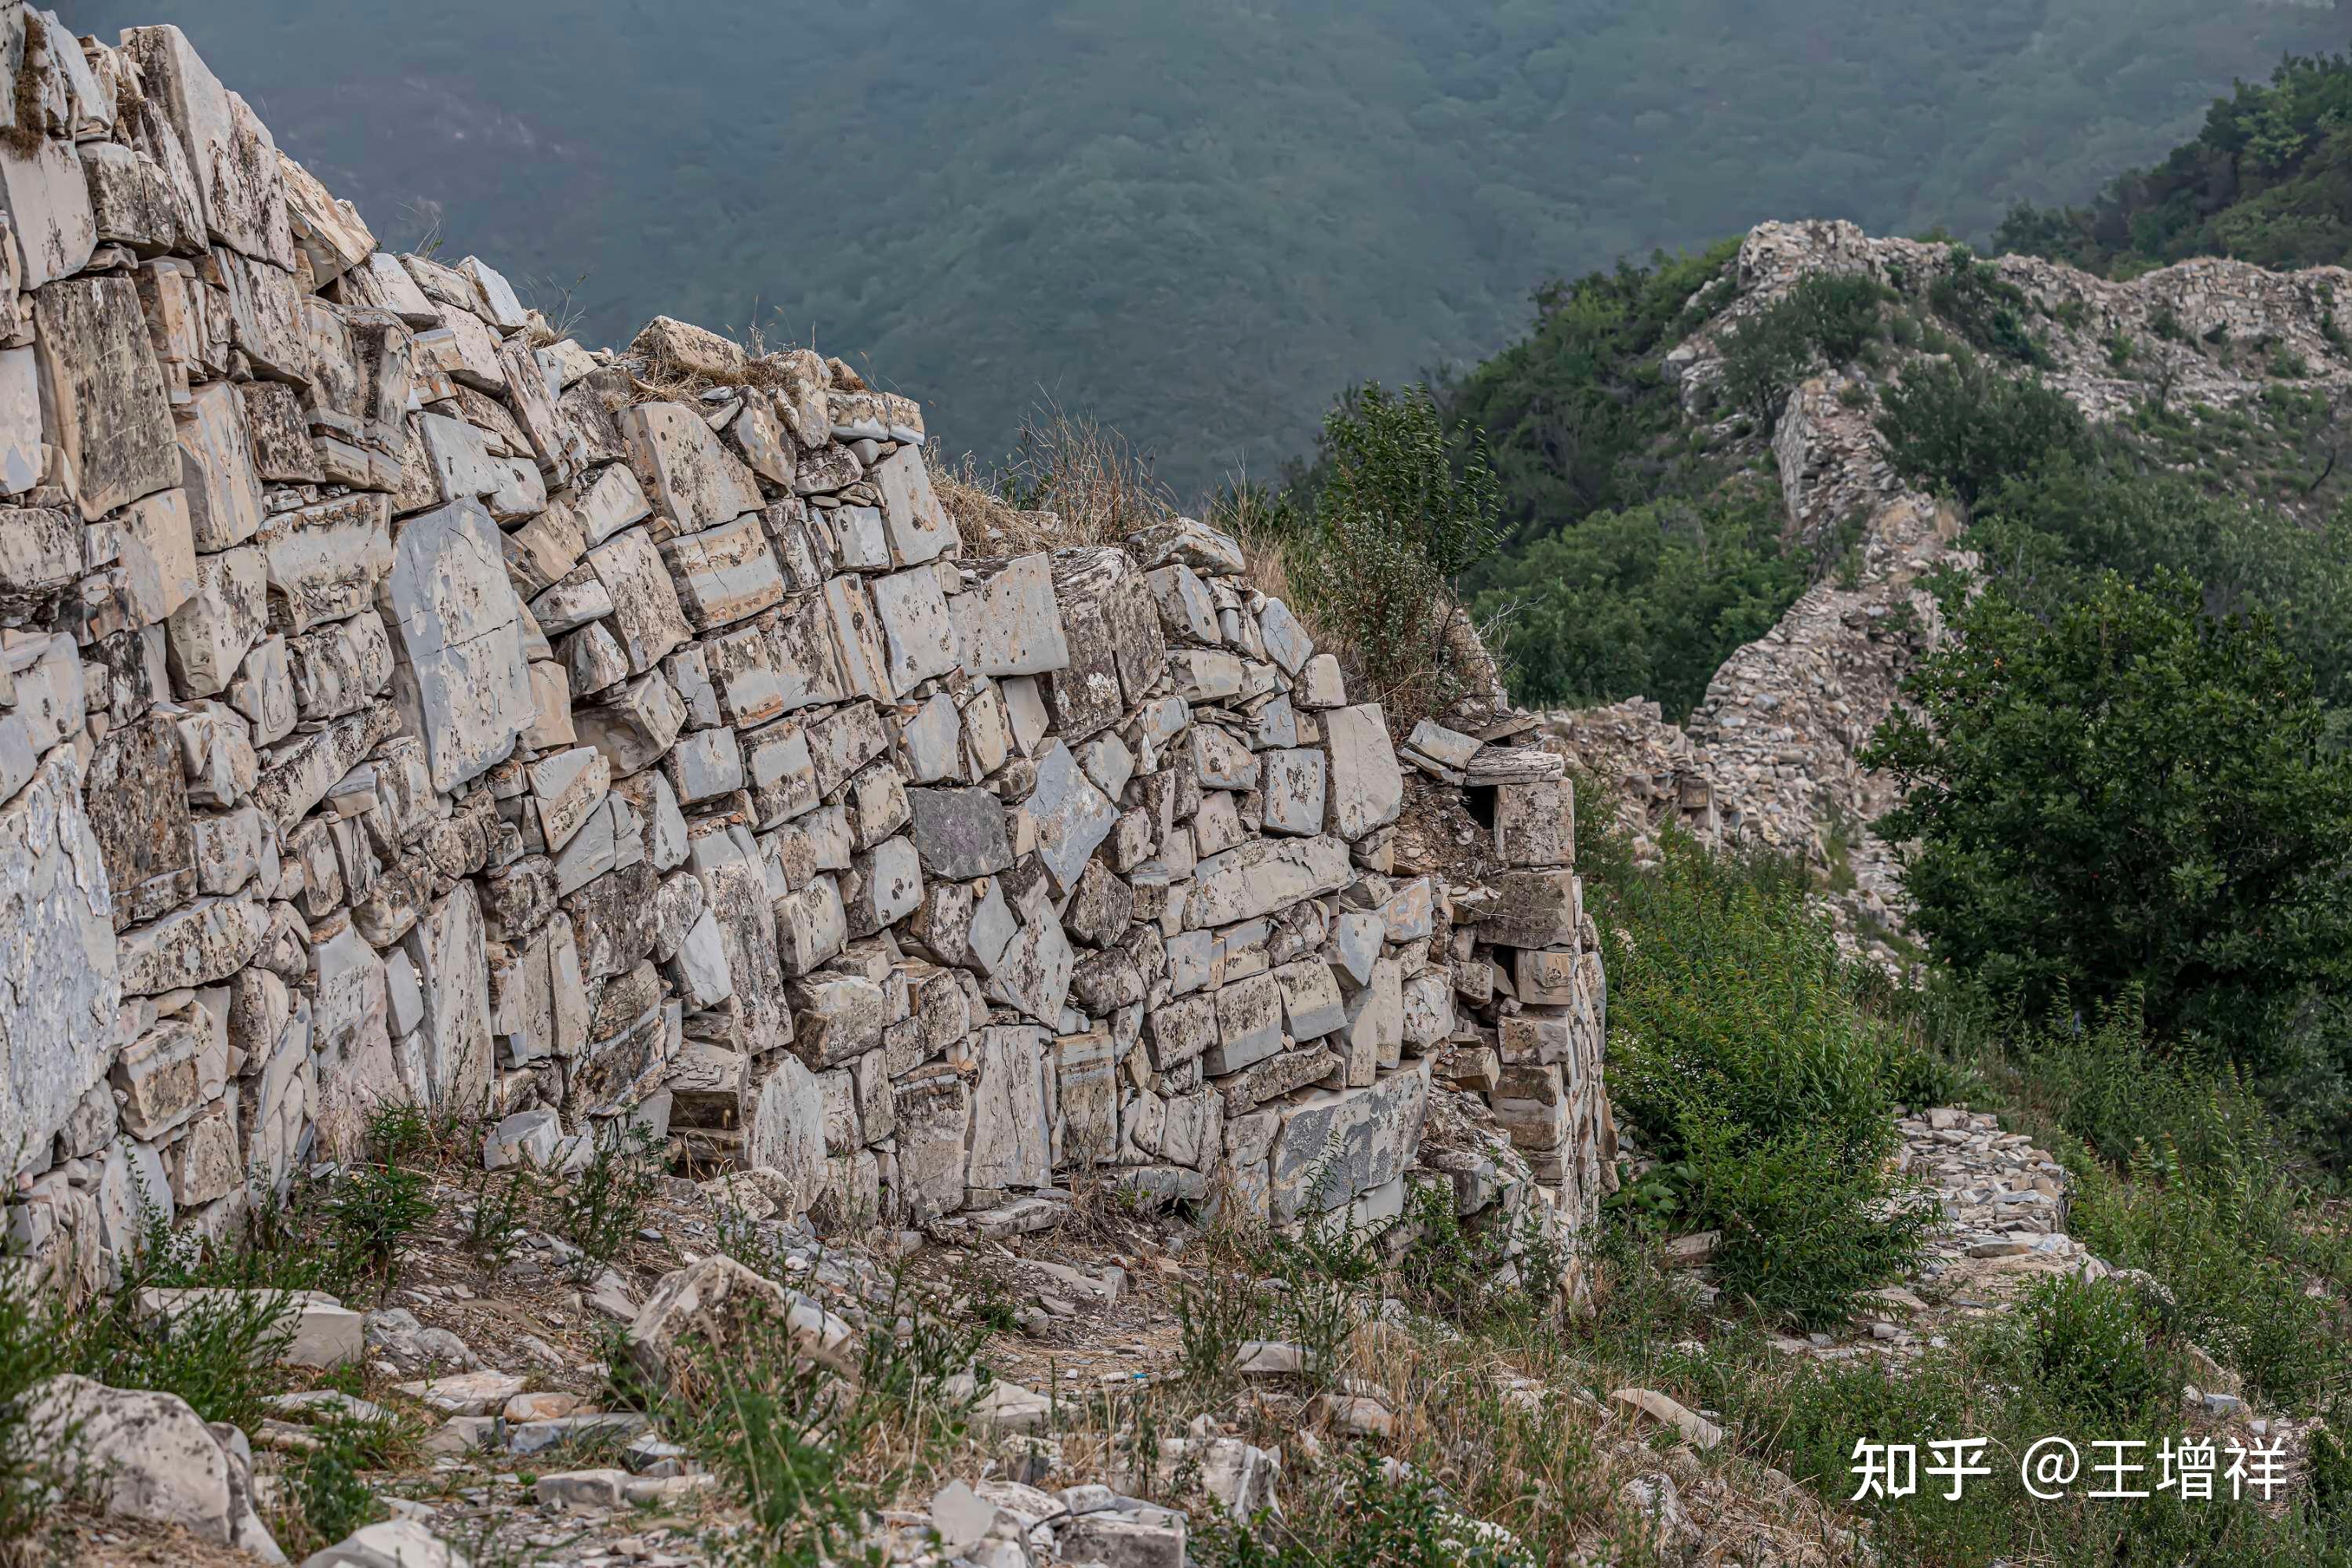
[0,18,1610,1287]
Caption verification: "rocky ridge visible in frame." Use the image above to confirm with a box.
[1546,217,2352,958]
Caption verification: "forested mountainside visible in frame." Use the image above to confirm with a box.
[2000,49,2352,277]
[64,0,2348,493]
[1435,49,2352,725]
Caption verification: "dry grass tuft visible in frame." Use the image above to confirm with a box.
[932,403,1178,557]
[626,317,805,405]
[931,451,1050,556]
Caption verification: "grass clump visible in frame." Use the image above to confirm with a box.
[655,1280,990,1568]
[935,401,1178,557]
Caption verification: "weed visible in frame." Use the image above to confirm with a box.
[465,1163,537,1275]
[0,1258,74,1551]
[1173,1263,1272,1401]
[1392,1183,1547,1330]
[668,1312,880,1568]
[555,1123,662,1276]
[326,1160,437,1298]
[363,1102,437,1167]
[68,1286,296,1436]
[1278,382,1506,720]
[285,1416,391,1554]
[950,1265,1022,1338]
[1194,1445,1520,1568]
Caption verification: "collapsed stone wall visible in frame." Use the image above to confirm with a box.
[0,17,1610,1288]
[1549,217,2352,960]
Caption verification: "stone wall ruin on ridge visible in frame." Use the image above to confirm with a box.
[0,14,1613,1290]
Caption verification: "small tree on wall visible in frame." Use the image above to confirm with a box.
[1281,382,1505,720]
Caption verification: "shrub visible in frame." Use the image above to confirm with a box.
[1473,482,1809,720]
[1925,245,2049,365]
[663,1287,982,1568]
[362,1102,437,1166]
[1281,382,1504,718]
[1589,831,1927,1325]
[1747,1316,2314,1566]
[1875,352,2094,506]
[1867,570,2352,1080]
[1718,271,1889,429]
[1996,1275,2179,1428]
[1962,454,2352,704]
[1172,1264,1272,1403]
[1392,1183,1557,1330]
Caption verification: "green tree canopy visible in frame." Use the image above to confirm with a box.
[1867,571,2352,1072]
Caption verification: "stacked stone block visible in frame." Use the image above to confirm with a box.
[0,16,1610,1283]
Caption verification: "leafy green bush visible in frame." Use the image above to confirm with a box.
[1281,382,1504,718]
[1474,482,1809,720]
[1718,271,1890,428]
[1995,1275,2180,1428]
[1875,352,2094,506]
[1867,570,2352,1080]
[1963,455,2352,704]
[1588,831,1928,1325]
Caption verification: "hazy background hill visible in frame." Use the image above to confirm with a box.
[65,0,2347,492]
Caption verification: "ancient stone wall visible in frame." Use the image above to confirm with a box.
[0,18,1609,1287]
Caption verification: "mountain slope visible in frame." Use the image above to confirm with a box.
[65,0,2347,492]
[1998,48,2352,277]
